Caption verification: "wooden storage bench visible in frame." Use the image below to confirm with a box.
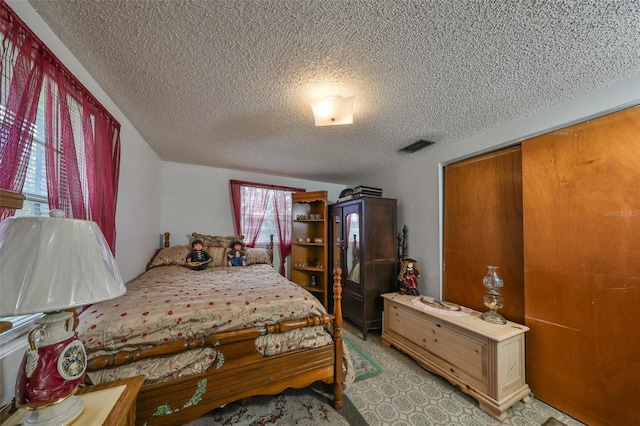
[381,293,531,420]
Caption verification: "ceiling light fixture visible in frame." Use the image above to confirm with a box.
[310,95,355,126]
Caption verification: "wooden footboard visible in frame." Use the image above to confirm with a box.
[87,315,335,371]
[86,267,344,426]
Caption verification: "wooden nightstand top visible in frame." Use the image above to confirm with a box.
[1,375,145,426]
[77,375,145,426]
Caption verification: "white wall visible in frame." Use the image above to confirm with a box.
[160,161,345,270]
[0,333,29,407]
[359,75,640,298]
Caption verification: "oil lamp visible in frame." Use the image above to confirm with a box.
[481,265,506,325]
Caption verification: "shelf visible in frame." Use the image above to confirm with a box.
[291,192,327,204]
[293,266,326,272]
[299,284,324,294]
[292,190,329,308]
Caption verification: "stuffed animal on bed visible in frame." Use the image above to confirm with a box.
[227,240,247,266]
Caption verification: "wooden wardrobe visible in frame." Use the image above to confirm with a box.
[443,105,640,425]
[330,196,397,340]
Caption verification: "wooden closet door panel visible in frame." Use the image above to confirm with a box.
[522,105,640,425]
[443,146,525,323]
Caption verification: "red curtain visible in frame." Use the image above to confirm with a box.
[0,4,45,219]
[42,76,121,248]
[230,179,304,275]
[0,2,121,251]
[273,189,293,275]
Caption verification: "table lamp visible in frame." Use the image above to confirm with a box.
[0,210,126,425]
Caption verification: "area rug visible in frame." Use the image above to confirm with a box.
[186,386,366,425]
[186,339,379,425]
[344,336,383,383]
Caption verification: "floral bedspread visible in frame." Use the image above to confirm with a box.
[78,264,338,385]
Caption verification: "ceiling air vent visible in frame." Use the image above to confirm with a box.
[399,139,435,153]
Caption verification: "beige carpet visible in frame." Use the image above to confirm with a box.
[342,321,586,426]
[186,320,585,425]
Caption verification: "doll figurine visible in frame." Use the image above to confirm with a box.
[227,240,247,266]
[398,258,421,296]
[186,239,212,270]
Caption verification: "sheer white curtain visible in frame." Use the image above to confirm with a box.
[230,180,304,275]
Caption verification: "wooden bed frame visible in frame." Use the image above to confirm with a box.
[85,233,344,426]
[398,224,408,265]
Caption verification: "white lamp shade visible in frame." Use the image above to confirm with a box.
[310,95,355,126]
[0,214,126,316]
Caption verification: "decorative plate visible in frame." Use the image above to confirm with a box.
[58,340,87,380]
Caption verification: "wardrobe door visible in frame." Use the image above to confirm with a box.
[522,105,640,425]
[443,145,525,323]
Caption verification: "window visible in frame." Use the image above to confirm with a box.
[0,103,47,217]
[0,313,44,346]
[239,186,287,245]
[257,203,278,244]
[230,180,305,275]
[16,138,48,217]
[3,103,50,218]
[1,1,121,248]
[0,103,50,337]
[1,3,121,344]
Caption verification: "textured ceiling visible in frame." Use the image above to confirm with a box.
[27,0,640,184]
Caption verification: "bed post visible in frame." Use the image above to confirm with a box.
[332,266,343,410]
[164,232,171,248]
[397,225,407,263]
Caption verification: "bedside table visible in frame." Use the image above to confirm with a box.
[1,375,145,426]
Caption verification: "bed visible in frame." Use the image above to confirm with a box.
[77,233,349,426]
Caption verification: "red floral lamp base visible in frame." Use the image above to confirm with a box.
[15,311,87,425]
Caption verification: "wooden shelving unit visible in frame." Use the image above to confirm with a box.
[291,191,329,308]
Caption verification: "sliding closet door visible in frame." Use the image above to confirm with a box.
[443,146,525,323]
[522,105,640,425]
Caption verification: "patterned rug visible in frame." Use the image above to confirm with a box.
[345,336,383,383]
[187,387,352,425]
[186,338,378,425]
